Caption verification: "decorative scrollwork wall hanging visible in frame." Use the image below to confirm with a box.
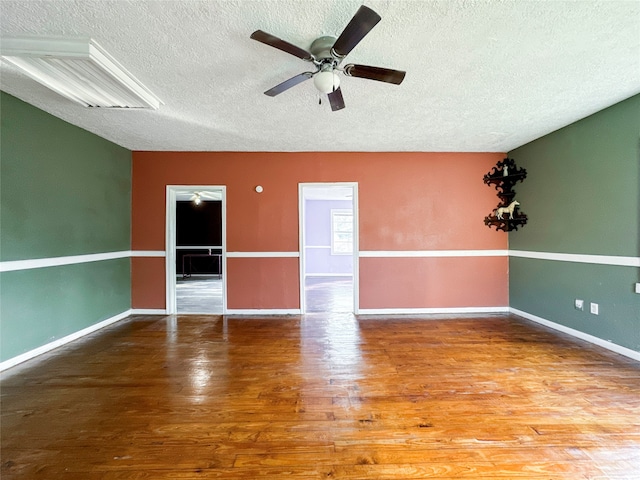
[483,158,528,232]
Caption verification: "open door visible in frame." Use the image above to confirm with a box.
[299,183,359,313]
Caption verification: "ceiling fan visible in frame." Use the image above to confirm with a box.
[250,5,406,111]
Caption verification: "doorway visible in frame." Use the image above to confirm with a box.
[299,183,358,313]
[166,186,226,314]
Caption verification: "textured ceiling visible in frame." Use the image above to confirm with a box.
[1,0,639,152]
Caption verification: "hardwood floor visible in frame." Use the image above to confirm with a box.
[1,314,639,479]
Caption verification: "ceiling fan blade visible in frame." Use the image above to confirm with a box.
[344,64,406,85]
[331,5,381,58]
[264,72,313,97]
[250,30,314,61]
[328,87,345,111]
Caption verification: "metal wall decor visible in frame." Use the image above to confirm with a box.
[483,157,528,232]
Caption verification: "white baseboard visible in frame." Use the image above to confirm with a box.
[225,309,301,315]
[130,309,167,315]
[0,309,132,372]
[358,306,510,315]
[510,308,640,362]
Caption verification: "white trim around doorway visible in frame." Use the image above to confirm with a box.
[298,182,359,314]
[165,185,227,315]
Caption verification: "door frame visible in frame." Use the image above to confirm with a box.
[165,185,227,314]
[298,182,359,314]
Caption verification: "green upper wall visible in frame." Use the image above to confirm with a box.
[1,92,132,261]
[509,95,640,256]
[1,92,132,363]
[508,94,640,353]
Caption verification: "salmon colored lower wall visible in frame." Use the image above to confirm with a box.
[227,258,299,310]
[131,257,165,309]
[131,152,509,310]
[359,257,508,309]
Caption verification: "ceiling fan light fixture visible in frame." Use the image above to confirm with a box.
[313,70,340,94]
[1,36,163,109]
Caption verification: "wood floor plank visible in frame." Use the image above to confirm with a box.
[2,313,639,478]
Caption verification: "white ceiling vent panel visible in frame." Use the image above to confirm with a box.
[1,37,162,109]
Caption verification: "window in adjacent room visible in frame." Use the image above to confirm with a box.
[331,209,353,255]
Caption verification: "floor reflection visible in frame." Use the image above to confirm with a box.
[301,312,363,412]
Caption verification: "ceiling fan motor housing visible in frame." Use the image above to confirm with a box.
[310,36,338,62]
[310,36,341,94]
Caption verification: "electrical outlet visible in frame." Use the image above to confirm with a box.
[635,283,640,294]
[574,299,584,311]
[590,302,599,315]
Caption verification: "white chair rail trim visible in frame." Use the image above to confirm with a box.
[2,249,636,273]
